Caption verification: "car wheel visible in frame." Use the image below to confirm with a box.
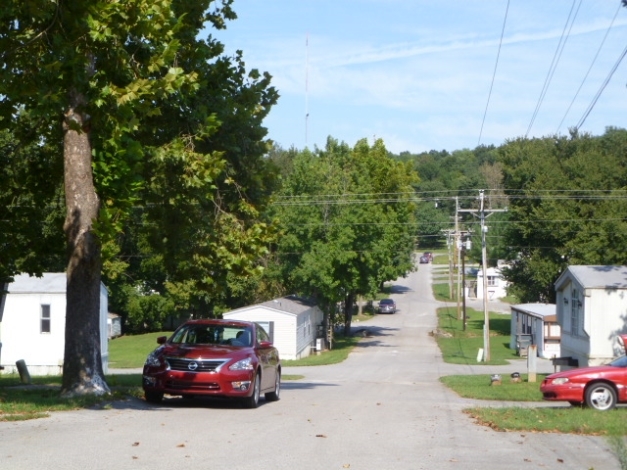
[243,372,261,409]
[145,391,163,404]
[584,383,617,411]
[265,370,281,402]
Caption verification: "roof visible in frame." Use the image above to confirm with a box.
[555,265,627,290]
[476,267,505,277]
[224,296,319,317]
[511,303,556,320]
[8,273,67,294]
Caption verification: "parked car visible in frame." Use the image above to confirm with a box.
[419,255,430,264]
[424,252,433,262]
[378,298,397,314]
[540,335,627,411]
[142,319,281,408]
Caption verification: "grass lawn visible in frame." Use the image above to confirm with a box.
[466,406,627,435]
[440,374,546,401]
[281,336,360,367]
[435,305,516,365]
[108,331,173,368]
[0,373,143,421]
[0,333,159,421]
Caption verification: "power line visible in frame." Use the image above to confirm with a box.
[556,1,622,134]
[575,42,627,131]
[478,0,510,147]
[526,0,581,138]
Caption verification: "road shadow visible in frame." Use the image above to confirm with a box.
[389,284,413,294]
[281,381,339,391]
[350,325,399,349]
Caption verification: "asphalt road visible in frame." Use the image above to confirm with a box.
[0,263,621,469]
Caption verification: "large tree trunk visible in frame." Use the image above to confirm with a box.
[61,91,109,396]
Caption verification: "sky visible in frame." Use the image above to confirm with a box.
[214,1,627,154]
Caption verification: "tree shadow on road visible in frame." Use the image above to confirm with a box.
[351,326,399,349]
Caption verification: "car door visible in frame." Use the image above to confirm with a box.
[255,324,277,391]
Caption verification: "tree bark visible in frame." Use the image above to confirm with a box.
[61,90,109,396]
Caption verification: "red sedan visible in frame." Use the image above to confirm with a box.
[540,337,627,411]
[142,319,281,408]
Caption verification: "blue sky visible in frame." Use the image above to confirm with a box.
[215,1,627,154]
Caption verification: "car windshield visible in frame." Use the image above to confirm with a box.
[170,324,252,347]
[380,299,394,305]
[608,355,627,367]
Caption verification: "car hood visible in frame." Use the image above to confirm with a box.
[159,344,246,358]
[547,365,621,380]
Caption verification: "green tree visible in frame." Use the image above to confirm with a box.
[271,138,418,335]
[0,0,276,395]
[0,128,66,281]
[499,129,627,302]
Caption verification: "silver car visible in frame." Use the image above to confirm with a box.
[378,298,396,314]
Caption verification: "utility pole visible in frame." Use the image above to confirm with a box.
[461,237,470,331]
[447,231,453,300]
[459,190,507,362]
[480,190,490,362]
[455,197,462,320]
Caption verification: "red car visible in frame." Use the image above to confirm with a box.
[142,319,281,408]
[540,335,627,411]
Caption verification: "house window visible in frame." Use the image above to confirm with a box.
[41,304,51,333]
[487,276,497,287]
[570,289,581,337]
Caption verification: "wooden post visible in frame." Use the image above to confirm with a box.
[527,345,538,383]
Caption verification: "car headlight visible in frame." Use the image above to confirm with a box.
[229,357,254,371]
[552,377,569,385]
[144,352,162,367]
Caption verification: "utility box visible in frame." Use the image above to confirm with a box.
[516,334,533,357]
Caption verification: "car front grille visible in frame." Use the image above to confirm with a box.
[165,379,221,391]
[166,357,228,372]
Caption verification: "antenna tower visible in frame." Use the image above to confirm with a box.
[305,33,309,146]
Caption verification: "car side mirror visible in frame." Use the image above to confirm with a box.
[259,340,273,348]
[157,336,167,345]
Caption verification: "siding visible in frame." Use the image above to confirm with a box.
[223,297,325,360]
[223,307,298,360]
[1,273,109,375]
[510,303,559,359]
[555,266,627,367]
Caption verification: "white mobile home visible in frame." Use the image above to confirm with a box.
[509,303,559,359]
[476,266,509,300]
[0,273,109,375]
[555,265,627,367]
[222,296,325,360]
